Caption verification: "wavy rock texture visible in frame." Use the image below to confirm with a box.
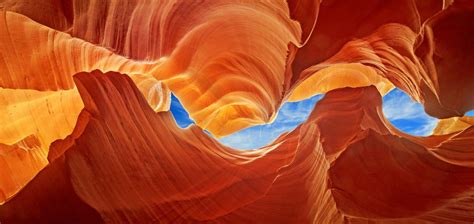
[0,0,473,223]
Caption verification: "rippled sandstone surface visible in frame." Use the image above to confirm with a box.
[0,0,473,223]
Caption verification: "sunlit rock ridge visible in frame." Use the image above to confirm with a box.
[0,0,473,223]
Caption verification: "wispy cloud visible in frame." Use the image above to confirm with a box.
[170,88,439,150]
[382,89,424,121]
[411,119,438,136]
[219,95,323,150]
[382,88,438,136]
[168,93,322,150]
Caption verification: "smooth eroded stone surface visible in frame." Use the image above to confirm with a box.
[2,71,473,223]
[0,0,473,223]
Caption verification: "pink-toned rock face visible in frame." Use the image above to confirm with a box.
[0,0,473,223]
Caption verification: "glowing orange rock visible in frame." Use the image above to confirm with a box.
[2,72,474,222]
[0,0,474,223]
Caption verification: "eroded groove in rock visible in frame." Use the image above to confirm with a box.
[0,0,473,223]
[415,0,474,117]
[60,0,304,137]
[65,71,300,222]
[0,10,171,199]
[2,72,473,223]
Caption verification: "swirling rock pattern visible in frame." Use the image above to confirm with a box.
[0,0,473,223]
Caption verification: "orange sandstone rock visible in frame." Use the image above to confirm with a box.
[0,0,473,223]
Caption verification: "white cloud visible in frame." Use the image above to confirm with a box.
[174,88,440,151]
[219,123,298,150]
[382,90,424,121]
[411,119,437,136]
[382,88,438,136]
[219,88,442,149]
[218,95,322,150]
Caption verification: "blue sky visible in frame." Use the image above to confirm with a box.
[170,89,474,150]
[170,94,195,128]
[218,94,323,149]
[382,88,438,136]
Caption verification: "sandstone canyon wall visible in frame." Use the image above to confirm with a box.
[0,0,473,223]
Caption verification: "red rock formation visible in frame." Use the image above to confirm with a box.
[0,0,473,223]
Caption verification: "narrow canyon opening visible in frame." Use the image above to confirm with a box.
[169,87,472,150]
